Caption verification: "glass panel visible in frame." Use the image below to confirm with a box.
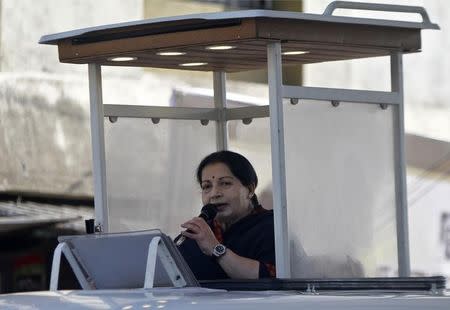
[304,56,390,91]
[227,118,272,208]
[171,88,215,108]
[104,118,215,237]
[100,67,215,108]
[283,99,398,277]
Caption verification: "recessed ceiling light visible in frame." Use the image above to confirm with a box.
[179,62,208,67]
[282,51,309,56]
[206,45,235,51]
[156,51,186,56]
[107,56,138,62]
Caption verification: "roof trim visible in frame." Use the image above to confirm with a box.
[39,9,439,45]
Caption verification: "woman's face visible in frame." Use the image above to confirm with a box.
[201,162,253,225]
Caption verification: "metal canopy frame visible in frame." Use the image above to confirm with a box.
[88,49,409,277]
[40,3,437,72]
[41,1,440,279]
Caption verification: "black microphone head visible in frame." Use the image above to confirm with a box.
[200,203,218,221]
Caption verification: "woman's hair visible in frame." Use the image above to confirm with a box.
[196,150,260,207]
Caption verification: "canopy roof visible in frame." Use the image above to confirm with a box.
[39,9,438,72]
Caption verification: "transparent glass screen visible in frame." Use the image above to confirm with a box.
[283,99,398,277]
[227,117,272,208]
[104,117,215,237]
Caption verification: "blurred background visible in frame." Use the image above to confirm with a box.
[0,0,448,292]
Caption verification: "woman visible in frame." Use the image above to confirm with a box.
[177,150,275,280]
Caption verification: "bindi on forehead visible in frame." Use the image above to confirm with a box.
[202,175,234,183]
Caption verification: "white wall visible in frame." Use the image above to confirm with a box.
[0,0,142,74]
[0,0,158,196]
[408,172,450,275]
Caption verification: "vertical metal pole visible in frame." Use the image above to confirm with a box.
[391,52,410,277]
[267,42,290,278]
[88,64,109,232]
[213,71,228,150]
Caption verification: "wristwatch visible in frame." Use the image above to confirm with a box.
[212,243,227,259]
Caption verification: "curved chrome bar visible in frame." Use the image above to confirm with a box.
[324,1,438,29]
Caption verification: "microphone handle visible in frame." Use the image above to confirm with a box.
[175,213,209,246]
[175,234,186,246]
[175,205,216,246]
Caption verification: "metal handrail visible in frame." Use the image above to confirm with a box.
[324,1,437,29]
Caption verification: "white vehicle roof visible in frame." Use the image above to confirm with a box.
[1,287,450,309]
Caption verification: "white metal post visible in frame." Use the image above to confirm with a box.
[144,237,187,288]
[213,71,228,150]
[267,42,291,278]
[391,52,410,277]
[88,64,109,232]
[50,243,93,290]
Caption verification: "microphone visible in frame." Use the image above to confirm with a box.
[175,203,218,246]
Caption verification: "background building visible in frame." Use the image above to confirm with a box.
[0,0,448,292]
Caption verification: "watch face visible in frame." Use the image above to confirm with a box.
[213,244,226,257]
